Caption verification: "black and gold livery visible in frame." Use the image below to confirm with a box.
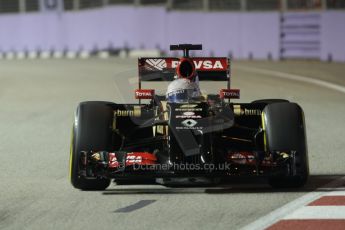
[69,45,309,190]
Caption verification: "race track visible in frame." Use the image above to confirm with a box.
[0,58,344,230]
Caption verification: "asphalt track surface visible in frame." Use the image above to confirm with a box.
[0,58,344,230]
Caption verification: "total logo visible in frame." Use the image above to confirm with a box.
[135,89,155,99]
[135,90,153,97]
[176,111,202,119]
[222,91,239,97]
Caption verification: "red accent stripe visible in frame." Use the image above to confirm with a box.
[267,220,345,230]
[308,196,345,206]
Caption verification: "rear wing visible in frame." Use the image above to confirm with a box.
[136,57,239,101]
[138,57,230,82]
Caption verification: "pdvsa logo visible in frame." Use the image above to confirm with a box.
[171,60,224,69]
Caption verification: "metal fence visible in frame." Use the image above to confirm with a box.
[0,0,344,13]
[209,0,241,11]
[0,0,19,13]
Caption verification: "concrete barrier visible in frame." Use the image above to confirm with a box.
[0,7,343,61]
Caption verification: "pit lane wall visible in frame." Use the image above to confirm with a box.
[0,6,344,61]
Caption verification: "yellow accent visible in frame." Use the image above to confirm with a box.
[233,105,242,116]
[222,136,252,143]
[155,125,163,134]
[112,112,117,131]
[161,101,169,135]
[261,111,267,151]
[133,106,141,117]
[91,152,101,161]
[280,152,289,158]
[152,101,170,136]
[164,103,169,135]
[153,105,158,136]
[69,127,74,182]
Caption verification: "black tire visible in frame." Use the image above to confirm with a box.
[262,102,309,188]
[69,101,114,190]
[252,99,289,104]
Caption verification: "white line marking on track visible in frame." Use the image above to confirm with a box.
[237,65,345,229]
[326,191,345,196]
[283,206,345,219]
[237,66,345,94]
[240,176,345,230]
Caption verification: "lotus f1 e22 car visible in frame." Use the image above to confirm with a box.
[69,44,309,190]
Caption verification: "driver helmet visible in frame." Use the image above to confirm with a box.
[166,78,201,103]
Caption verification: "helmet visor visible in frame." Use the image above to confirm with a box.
[166,88,196,103]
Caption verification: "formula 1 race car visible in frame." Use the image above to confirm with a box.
[69,44,309,190]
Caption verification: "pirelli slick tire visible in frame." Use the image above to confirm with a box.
[252,99,289,104]
[70,101,114,190]
[262,102,309,188]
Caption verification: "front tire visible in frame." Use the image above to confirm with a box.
[262,102,309,188]
[70,102,114,190]
[252,99,289,104]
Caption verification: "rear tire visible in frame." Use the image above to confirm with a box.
[262,102,309,188]
[69,102,114,190]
